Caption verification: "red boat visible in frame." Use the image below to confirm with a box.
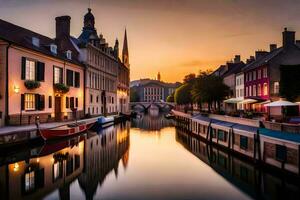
[40,122,92,141]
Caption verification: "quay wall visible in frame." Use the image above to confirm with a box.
[173,110,300,175]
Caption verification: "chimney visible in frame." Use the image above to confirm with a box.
[282,27,295,49]
[233,55,241,63]
[255,50,268,60]
[246,56,255,64]
[55,16,71,39]
[269,44,277,52]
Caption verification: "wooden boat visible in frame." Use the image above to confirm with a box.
[40,122,90,141]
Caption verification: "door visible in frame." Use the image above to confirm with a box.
[55,96,62,121]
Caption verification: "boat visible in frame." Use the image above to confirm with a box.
[165,113,175,119]
[39,122,90,141]
[97,116,115,128]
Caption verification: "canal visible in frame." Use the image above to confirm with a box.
[0,113,299,200]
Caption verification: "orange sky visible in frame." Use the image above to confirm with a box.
[1,0,300,82]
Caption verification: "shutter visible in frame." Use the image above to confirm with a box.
[35,94,40,110]
[75,72,80,88]
[39,95,45,110]
[60,68,63,84]
[35,168,45,188]
[21,57,26,80]
[37,62,45,81]
[21,94,25,110]
[66,70,73,86]
[66,97,69,108]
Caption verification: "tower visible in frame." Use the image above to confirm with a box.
[157,72,161,81]
[122,29,129,67]
[114,38,119,59]
[84,8,95,30]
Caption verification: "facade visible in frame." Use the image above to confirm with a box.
[130,76,180,102]
[117,30,130,113]
[235,72,244,110]
[0,16,84,126]
[243,28,300,116]
[73,8,119,116]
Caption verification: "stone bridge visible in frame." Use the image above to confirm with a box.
[130,102,175,112]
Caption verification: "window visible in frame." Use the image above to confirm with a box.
[240,88,244,97]
[25,171,35,192]
[263,68,268,78]
[276,145,287,162]
[32,37,40,47]
[70,97,74,109]
[54,67,63,84]
[66,69,74,86]
[66,50,72,59]
[90,94,93,103]
[25,94,35,111]
[274,82,279,94]
[246,87,248,97]
[258,69,261,79]
[50,44,57,54]
[249,85,252,96]
[263,83,268,95]
[26,59,36,80]
[217,130,227,142]
[53,162,62,181]
[240,136,248,150]
[249,73,252,81]
[253,85,257,96]
[96,96,99,103]
[75,98,78,108]
[258,84,261,96]
[253,71,256,80]
[49,96,52,108]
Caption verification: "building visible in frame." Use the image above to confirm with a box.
[117,30,130,113]
[0,16,84,126]
[242,28,300,117]
[130,74,181,102]
[72,8,120,116]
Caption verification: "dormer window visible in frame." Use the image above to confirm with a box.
[32,37,40,47]
[66,50,72,59]
[50,44,57,54]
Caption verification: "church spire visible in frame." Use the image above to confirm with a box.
[122,28,129,67]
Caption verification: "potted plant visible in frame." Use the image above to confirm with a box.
[24,80,41,89]
[54,83,69,94]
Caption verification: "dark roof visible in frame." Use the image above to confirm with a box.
[0,19,82,66]
[222,62,245,78]
[192,114,211,123]
[259,128,300,143]
[233,124,258,134]
[133,79,181,88]
[242,48,283,72]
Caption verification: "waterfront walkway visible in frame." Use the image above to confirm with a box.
[0,117,99,135]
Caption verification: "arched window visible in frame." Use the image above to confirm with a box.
[263,83,268,95]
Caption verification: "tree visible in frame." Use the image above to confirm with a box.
[183,73,196,84]
[166,92,175,102]
[174,83,192,105]
[130,87,140,102]
[191,71,229,112]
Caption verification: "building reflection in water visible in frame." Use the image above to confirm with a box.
[176,128,300,200]
[0,122,130,200]
[131,111,174,131]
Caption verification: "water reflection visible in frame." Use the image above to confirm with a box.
[176,128,300,200]
[131,111,174,131]
[0,122,130,200]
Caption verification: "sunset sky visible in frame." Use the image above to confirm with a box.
[1,0,300,82]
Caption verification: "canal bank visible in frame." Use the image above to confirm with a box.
[173,110,300,175]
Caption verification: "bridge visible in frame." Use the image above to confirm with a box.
[130,102,175,112]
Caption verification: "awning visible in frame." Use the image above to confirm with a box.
[240,99,257,104]
[264,100,298,107]
[224,98,243,104]
[256,100,271,105]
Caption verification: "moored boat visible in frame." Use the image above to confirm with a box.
[97,116,115,128]
[40,122,89,141]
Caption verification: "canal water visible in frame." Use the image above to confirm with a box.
[0,113,299,200]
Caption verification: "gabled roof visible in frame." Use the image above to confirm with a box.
[0,19,82,66]
[242,48,283,72]
[222,62,245,78]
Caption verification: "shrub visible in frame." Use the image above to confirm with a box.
[24,80,41,89]
[54,83,70,94]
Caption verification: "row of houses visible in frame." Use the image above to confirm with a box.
[213,28,300,118]
[0,8,130,127]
